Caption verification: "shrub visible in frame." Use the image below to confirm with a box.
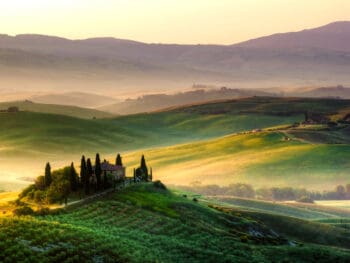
[153,180,167,190]
[34,190,45,203]
[297,196,314,203]
[18,184,36,199]
[192,198,198,202]
[13,206,34,216]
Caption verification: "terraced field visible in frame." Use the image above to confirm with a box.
[1,183,350,262]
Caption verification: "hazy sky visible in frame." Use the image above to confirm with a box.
[1,0,349,44]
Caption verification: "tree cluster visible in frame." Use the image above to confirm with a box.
[176,183,350,201]
[133,155,152,183]
[19,152,127,205]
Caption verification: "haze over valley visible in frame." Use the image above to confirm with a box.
[1,2,350,261]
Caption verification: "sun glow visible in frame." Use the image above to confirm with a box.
[0,0,349,44]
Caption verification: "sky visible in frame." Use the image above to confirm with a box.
[1,0,349,44]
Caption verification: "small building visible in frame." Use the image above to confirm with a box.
[98,161,126,181]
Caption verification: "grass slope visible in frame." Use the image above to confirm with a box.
[0,111,301,158]
[206,196,350,220]
[1,183,350,262]
[0,100,114,119]
[122,131,350,189]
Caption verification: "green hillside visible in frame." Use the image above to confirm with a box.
[1,183,349,262]
[2,96,350,191]
[122,131,350,189]
[0,110,302,158]
[206,196,350,220]
[0,100,114,119]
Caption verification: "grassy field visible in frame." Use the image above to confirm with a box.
[1,183,349,262]
[205,196,350,220]
[2,96,350,191]
[0,107,302,190]
[121,131,350,189]
[316,200,350,210]
[0,100,115,119]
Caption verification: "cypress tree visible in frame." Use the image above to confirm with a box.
[149,167,153,182]
[85,158,93,195]
[95,153,102,190]
[116,153,123,166]
[103,171,108,189]
[140,155,148,181]
[45,162,52,187]
[80,155,87,187]
[69,162,78,192]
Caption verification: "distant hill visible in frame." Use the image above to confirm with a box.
[290,85,350,99]
[99,87,273,114]
[0,100,114,119]
[30,92,120,108]
[0,21,350,95]
[236,21,350,52]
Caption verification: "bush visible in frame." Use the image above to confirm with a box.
[18,184,36,199]
[35,207,51,216]
[34,190,45,203]
[297,196,314,203]
[192,198,198,202]
[153,180,167,190]
[13,206,34,216]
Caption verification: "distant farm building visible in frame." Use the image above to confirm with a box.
[303,112,330,124]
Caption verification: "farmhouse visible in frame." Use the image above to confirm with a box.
[92,160,126,182]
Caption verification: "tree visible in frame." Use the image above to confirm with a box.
[149,167,153,182]
[45,162,52,187]
[69,162,78,192]
[135,168,144,181]
[35,176,46,191]
[336,185,346,199]
[140,155,148,181]
[80,155,87,186]
[95,153,102,190]
[103,171,109,189]
[50,180,71,205]
[85,158,93,195]
[116,153,123,166]
[346,184,350,199]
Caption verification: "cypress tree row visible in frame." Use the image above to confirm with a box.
[45,162,52,187]
[80,155,87,186]
[69,162,78,192]
[116,153,123,166]
[85,158,93,195]
[95,153,102,190]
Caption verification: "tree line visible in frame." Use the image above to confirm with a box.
[176,183,350,202]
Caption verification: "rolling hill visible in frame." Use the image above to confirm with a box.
[99,87,273,115]
[122,130,350,190]
[1,96,350,191]
[0,21,350,96]
[30,92,120,108]
[0,100,114,119]
[1,183,350,262]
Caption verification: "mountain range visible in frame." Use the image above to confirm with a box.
[0,21,349,96]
